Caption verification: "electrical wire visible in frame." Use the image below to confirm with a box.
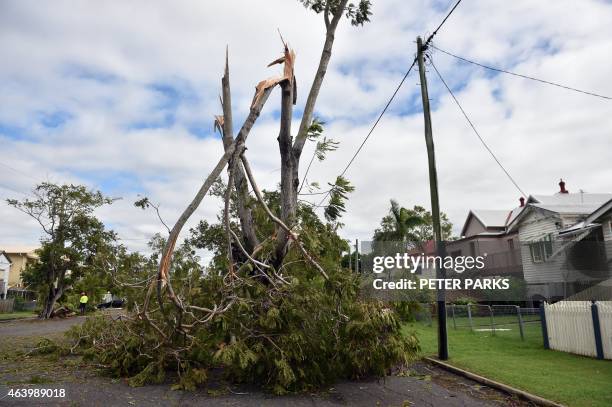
[424,0,463,46]
[315,0,465,209]
[0,161,39,182]
[316,58,418,207]
[431,45,612,101]
[430,59,527,197]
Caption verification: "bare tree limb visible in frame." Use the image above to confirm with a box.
[220,48,259,253]
[293,0,349,158]
[147,83,275,316]
[224,157,237,277]
[240,154,328,280]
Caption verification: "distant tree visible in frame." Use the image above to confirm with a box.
[7,183,116,319]
[373,200,453,244]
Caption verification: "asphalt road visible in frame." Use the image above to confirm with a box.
[0,316,86,337]
[0,315,532,407]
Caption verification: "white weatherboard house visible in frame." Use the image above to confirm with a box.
[0,252,11,298]
[507,180,612,301]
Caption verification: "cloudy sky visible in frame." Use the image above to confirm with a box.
[1,0,611,258]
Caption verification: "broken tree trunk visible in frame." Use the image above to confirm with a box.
[275,77,297,266]
[220,49,259,254]
[148,85,275,315]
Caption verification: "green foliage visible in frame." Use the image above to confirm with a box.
[298,0,372,26]
[8,182,118,317]
[314,137,339,161]
[306,118,339,162]
[28,338,65,356]
[324,176,354,222]
[373,200,453,244]
[480,277,527,302]
[451,296,478,305]
[69,195,418,394]
[306,117,325,141]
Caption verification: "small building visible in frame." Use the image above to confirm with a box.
[0,252,11,298]
[507,180,612,301]
[452,207,524,278]
[0,246,39,295]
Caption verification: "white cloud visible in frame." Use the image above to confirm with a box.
[1,0,611,257]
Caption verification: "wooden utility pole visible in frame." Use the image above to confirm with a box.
[416,36,448,360]
[355,239,359,273]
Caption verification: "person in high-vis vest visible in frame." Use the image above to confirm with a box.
[79,292,88,315]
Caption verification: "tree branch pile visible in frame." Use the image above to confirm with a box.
[68,1,418,394]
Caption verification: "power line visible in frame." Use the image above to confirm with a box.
[0,161,39,182]
[431,45,612,101]
[0,181,32,197]
[316,58,418,207]
[424,0,463,46]
[316,1,464,208]
[429,59,527,197]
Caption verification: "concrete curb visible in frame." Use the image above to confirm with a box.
[424,357,566,407]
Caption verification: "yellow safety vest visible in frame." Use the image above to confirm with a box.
[79,295,88,304]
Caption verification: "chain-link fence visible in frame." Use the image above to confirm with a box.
[417,303,542,341]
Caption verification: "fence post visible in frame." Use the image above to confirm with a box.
[467,303,474,331]
[591,301,604,360]
[488,305,496,336]
[451,304,457,329]
[516,305,525,341]
[540,303,549,350]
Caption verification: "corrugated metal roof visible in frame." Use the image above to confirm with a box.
[471,209,509,228]
[508,193,612,231]
[531,203,604,215]
[530,193,612,206]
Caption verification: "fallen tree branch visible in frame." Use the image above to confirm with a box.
[240,154,328,280]
[146,84,275,317]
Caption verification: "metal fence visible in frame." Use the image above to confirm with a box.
[416,303,541,340]
[448,304,541,340]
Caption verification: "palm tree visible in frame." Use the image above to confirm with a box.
[374,200,425,243]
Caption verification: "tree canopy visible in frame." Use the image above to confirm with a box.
[8,183,116,318]
[373,200,453,244]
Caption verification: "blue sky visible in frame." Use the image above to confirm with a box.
[1,0,612,256]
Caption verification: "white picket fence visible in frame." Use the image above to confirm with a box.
[598,302,612,359]
[544,301,611,359]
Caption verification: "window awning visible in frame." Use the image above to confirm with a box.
[549,225,600,260]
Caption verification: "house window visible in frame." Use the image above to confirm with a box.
[529,243,544,263]
[529,234,553,263]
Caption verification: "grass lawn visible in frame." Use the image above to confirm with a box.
[0,311,37,320]
[404,320,612,407]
